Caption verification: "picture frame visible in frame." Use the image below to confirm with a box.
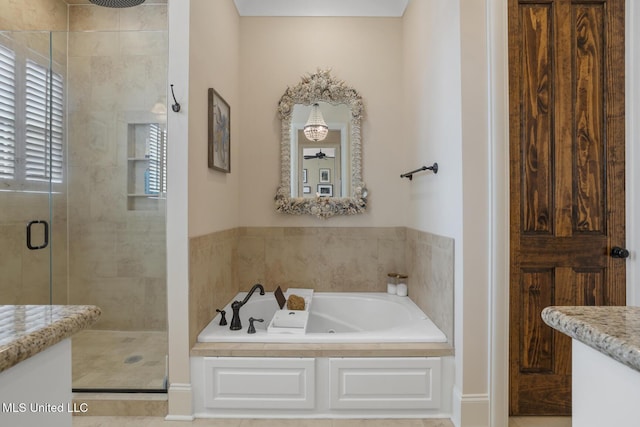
[303,168,308,183]
[317,184,333,197]
[208,88,231,173]
[319,168,330,183]
[303,186,311,194]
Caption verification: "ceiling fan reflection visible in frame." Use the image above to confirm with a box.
[304,149,328,160]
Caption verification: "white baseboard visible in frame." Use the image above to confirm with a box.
[452,387,490,427]
[167,382,193,420]
[165,415,195,421]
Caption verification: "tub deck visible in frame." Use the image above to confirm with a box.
[191,341,454,358]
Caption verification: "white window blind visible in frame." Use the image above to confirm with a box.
[0,44,16,180]
[148,123,167,194]
[0,40,64,190]
[25,59,63,183]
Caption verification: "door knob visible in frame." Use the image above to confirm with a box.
[610,246,630,259]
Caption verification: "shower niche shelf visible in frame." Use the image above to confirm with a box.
[126,122,167,211]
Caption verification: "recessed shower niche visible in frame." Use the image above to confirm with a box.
[126,122,167,211]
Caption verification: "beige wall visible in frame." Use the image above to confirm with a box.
[186,0,241,344]
[66,3,168,330]
[238,16,406,227]
[188,0,241,236]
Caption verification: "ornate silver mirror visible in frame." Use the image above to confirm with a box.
[275,70,367,218]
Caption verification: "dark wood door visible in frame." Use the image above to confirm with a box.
[508,0,626,415]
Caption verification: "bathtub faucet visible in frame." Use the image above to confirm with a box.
[229,283,265,330]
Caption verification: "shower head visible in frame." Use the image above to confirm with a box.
[89,0,146,7]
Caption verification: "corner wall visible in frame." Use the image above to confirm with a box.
[403,1,491,425]
[188,0,241,236]
[185,0,241,345]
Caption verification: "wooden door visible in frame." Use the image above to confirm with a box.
[508,0,625,415]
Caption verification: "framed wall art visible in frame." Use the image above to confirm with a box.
[319,168,331,183]
[208,88,231,172]
[317,184,333,197]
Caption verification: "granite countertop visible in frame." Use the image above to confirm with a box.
[0,305,101,373]
[541,306,640,372]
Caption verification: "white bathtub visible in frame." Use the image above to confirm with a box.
[198,292,447,343]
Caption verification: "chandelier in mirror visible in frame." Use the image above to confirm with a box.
[303,103,328,142]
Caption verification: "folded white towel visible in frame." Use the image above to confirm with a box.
[271,310,309,329]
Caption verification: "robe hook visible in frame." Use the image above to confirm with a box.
[170,84,181,112]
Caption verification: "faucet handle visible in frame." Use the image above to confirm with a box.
[216,309,227,326]
[247,317,264,334]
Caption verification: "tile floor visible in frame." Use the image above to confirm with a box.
[72,419,453,427]
[72,330,168,390]
[72,416,570,427]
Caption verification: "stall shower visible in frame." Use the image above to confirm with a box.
[0,3,168,392]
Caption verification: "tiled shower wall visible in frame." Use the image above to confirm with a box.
[65,4,168,330]
[189,227,454,346]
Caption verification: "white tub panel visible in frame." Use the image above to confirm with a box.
[204,357,315,409]
[329,357,441,410]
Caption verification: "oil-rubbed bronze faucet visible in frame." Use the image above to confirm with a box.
[229,283,265,330]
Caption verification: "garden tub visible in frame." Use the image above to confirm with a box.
[197,291,447,343]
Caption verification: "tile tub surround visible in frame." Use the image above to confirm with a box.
[541,306,640,372]
[0,304,101,372]
[189,227,454,346]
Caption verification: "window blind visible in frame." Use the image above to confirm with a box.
[148,123,167,194]
[25,59,63,183]
[0,44,15,180]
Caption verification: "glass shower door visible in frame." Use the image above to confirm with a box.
[0,31,61,306]
[60,28,168,392]
[0,28,168,392]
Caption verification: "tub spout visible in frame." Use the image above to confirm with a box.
[229,283,265,330]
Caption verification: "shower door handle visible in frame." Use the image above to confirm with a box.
[26,220,49,250]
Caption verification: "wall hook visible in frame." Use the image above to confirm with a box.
[170,84,181,112]
[400,162,438,180]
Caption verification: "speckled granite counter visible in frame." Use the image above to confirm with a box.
[541,306,640,372]
[0,305,101,373]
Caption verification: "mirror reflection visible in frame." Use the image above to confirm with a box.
[290,102,350,198]
[275,70,367,219]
